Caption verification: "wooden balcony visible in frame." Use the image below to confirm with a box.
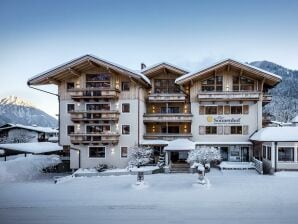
[262,94,272,105]
[197,91,261,101]
[143,133,192,140]
[69,132,120,145]
[69,110,120,122]
[148,93,186,102]
[143,113,193,123]
[69,88,119,101]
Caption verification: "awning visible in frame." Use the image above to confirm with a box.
[164,139,196,151]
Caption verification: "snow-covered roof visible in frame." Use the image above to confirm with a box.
[140,140,169,145]
[291,115,298,123]
[141,62,189,74]
[0,123,58,133]
[175,58,282,85]
[28,54,151,86]
[196,141,253,145]
[164,139,196,151]
[0,142,62,154]
[250,127,298,142]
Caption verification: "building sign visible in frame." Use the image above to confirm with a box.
[207,116,241,124]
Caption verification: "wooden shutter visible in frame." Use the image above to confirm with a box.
[243,125,249,135]
[199,126,205,135]
[199,106,205,115]
[243,105,249,114]
[224,105,230,115]
[224,126,231,135]
[218,106,223,115]
[217,126,223,135]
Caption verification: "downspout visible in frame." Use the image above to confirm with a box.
[275,141,278,172]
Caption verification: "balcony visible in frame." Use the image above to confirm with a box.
[143,113,193,123]
[69,132,120,145]
[143,133,192,140]
[148,93,186,102]
[198,91,261,101]
[69,110,120,122]
[262,94,272,105]
[69,88,119,101]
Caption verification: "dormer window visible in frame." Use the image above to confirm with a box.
[201,76,223,92]
[233,76,255,91]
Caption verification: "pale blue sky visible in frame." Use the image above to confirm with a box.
[0,0,297,117]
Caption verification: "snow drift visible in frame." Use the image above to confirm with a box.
[0,155,61,183]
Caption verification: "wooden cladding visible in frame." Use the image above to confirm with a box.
[199,125,249,135]
[199,105,249,115]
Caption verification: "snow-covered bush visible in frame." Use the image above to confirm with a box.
[0,155,61,183]
[187,146,221,167]
[128,145,153,168]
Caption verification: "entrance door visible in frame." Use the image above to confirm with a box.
[241,147,249,162]
[220,147,229,161]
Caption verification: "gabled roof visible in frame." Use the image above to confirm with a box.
[0,123,58,134]
[250,127,298,142]
[175,59,282,86]
[28,54,151,86]
[141,62,189,75]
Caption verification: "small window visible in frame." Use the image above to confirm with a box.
[231,126,242,135]
[122,125,130,135]
[205,126,217,135]
[67,104,75,112]
[122,103,130,113]
[121,147,128,158]
[231,106,242,114]
[89,147,105,158]
[121,82,130,91]
[278,147,294,162]
[67,125,75,135]
[267,147,271,160]
[262,146,267,159]
[67,82,75,91]
[205,106,217,115]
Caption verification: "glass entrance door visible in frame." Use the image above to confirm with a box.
[241,147,249,162]
[220,147,229,161]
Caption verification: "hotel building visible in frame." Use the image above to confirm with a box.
[28,55,282,171]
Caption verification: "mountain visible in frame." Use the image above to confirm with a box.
[250,61,298,122]
[0,96,58,128]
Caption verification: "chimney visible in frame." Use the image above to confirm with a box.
[141,63,146,70]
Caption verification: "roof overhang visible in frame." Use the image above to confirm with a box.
[27,54,151,87]
[141,62,189,77]
[175,59,282,87]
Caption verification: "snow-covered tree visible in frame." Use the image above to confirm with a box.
[187,146,221,167]
[128,145,153,168]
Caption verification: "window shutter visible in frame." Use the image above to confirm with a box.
[199,126,205,135]
[217,126,223,135]
[243,105,249,114]
[224,126,231,135]
[199,106,205,115]
[218,106,223,115]
[224,105,230,115]
[243,125,249,135]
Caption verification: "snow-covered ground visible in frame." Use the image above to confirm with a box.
[1,170,298,224]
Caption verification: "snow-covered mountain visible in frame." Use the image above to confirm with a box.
[0,96,58,128]
[250,61,298,122]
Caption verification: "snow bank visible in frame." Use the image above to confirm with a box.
[275,171,298,178]
[0,155,61,183]
[219,162,255,169]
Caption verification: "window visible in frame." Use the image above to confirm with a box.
[233,76,255,91]
[86,74,110,88]
[161,126,180,134]
[121,147,128,158]
[161,107,180,114]
[201,76,223,92]
[86,125,110,133]
[121,82,130,91]
[262,146,267,159]
[154,79,180,94]
[89,147,105,158]
[278,147,294,162]
[205,106,218,115]
[231,106,242,114]
[231,126,242,134]
[267,146,271,160]
[122,125,130,135]
[67,104,75,112]
[67,82,75,91]
[86,104,110,111]
[67,125,74,135]
[206,126,217,135]
[122,103,130,113]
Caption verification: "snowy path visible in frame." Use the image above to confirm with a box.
[0,170,298,224]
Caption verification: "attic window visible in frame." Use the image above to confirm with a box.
[201,76,223,92]
[67,82,75,91]
[233,76,255,91]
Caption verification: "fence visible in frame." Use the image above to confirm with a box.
[252,157,263,174]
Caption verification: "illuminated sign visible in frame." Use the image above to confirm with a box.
[207,116,241,124]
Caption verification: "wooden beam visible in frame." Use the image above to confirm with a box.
[88,59,101,70]
[227,65,230,72]
[68,68,80,77]
[47,77,61,85]
[261,78,265,92]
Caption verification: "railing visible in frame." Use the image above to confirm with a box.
[70,110,120,122]
[252,157,263,174]
[262,94,272,103]
[148,93,186,102]
[143,113,193,122]
[69,132,120,144]
[198,91,261,101]
[144,133,192,140]
[69,88,119,100]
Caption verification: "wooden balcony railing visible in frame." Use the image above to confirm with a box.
[69,132,120,144]
[69,88,119,100]
[198,91,261,101]
[143,133,192,140]
[143,113,193,122]
[69,110,120,122]
[148,93,186,102]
